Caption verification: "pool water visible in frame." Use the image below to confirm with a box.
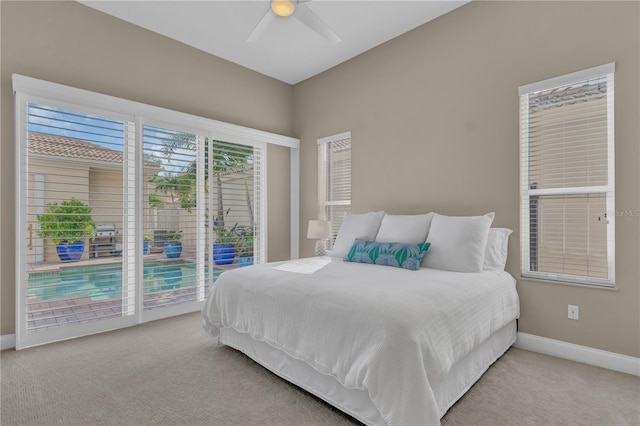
[28,261,219,302]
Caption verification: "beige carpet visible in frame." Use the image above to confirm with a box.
[1,312,638,426]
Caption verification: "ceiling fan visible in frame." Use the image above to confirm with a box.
[247,0,341,44]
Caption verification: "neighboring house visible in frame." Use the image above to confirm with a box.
[27,132,254,264]
[27,132,160,263]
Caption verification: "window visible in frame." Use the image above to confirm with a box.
[519,63,615,287]
[318,132,351,250]
[208,139,265,267]
[14,75,297,348]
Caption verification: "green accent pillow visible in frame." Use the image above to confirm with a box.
[344,239,431,271]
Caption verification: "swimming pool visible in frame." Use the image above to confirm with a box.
[28,261,217,302]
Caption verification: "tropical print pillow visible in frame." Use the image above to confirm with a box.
[344,239,430,271]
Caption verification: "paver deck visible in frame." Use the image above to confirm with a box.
[25,248,239,332]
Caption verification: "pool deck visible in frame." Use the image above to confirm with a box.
[27,287,201,330]
[26,248,239,332]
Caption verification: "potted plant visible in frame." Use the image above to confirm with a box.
[36,198,96,262]
[235,225,254,267]
[213,223,237,265]
[143,235,153,255]
[164,230,182,259]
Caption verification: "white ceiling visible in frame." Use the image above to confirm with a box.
[79,1,468,85]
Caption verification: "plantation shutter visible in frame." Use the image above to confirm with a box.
[14,74,292,349]
[519,63,615,287]
[24,102,136,336]
[210,140,265,266]
[318,132,351,250]
[142,124,206,314]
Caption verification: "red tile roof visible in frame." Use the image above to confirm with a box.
[28,132,124,163]
[28,132,159,169]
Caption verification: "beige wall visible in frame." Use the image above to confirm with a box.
[267,143,292,262]
[2,0,638,359]
[293,1,639,357]
[1,1,293,336]
[27,159,91,262]
[29,161,91,263]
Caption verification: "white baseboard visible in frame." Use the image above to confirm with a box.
[515,332,640,377]
[1,334,16,351]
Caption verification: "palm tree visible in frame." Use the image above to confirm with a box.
[209,141,253,227]
[150,175,180,205]
[147,129,196,209]
[153,133,254,227]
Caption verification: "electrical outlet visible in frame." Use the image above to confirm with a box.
[568,304,579,320]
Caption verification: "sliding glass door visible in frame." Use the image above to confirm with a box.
[141,124,206,319]
[19,101,137,347]
[15,88,269,349]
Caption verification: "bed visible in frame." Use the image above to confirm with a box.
[202,254,519,425]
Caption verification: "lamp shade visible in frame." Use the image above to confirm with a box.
[307,220,331,240]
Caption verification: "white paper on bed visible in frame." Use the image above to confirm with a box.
[202,259,519,426]
[273,256,331,274]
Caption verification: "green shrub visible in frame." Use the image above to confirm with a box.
[213,223,237,244]
[235,225,254,256]
[165,230,182,242]
[37,198,96,244]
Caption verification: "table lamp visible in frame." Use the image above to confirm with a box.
[307,220,331,256]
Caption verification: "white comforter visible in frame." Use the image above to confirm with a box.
[202,258,519,426]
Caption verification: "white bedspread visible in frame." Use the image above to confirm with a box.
[202,258,519,426]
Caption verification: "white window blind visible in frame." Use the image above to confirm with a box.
[14,74,295,349]
[519,63,615,287]
[318,132,351,250]
[25,103,135,331]
[210,140,265,267]
[142,125,205,313]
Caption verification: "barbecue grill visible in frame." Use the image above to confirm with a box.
[90,222,118,258]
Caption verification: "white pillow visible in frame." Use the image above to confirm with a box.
[331,211,386,258]
[375,213,434,244]
[484,228,513,271]
[422,212,495,272]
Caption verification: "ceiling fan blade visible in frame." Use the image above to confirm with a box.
[294,3,341,44]
[247,8,277,43]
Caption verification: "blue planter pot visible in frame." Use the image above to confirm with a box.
[56,241,85,262]
[238,255,253,267]
[143,240,150,255]
[213,243,235,265]
[164,241,182,259]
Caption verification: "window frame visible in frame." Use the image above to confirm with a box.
[518,63,615,288]
[13,74,299,348]
[317,131,351,251]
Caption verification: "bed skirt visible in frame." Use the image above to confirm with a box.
[219,320,517,425]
